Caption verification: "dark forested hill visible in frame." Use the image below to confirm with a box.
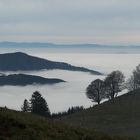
[0,74,64,86]
[0,52,101,75]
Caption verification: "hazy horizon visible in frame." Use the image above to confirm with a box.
[1,41,140,46]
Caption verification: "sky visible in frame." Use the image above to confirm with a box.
[0,0,140,44]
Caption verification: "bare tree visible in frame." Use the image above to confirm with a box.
[133,64,140,85]
[127,64,140,91]
[86,79,106,105]
[127,75,139,91]
[104,70,125,101]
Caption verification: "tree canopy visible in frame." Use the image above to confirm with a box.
[30,91,50,117]
[127,64,140,91]
[104,70,125,100]
[21,99,30,112]
[86,79,106,104]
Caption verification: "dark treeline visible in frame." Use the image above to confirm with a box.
[21,91,84,118]
[51,106,84,118]
[21,91,50,117]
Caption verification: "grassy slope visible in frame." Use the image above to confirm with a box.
[0,108,128,140]
[60,90,140,138]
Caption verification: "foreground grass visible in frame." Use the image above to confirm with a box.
[60,90,140,139]
[0,107,130,140]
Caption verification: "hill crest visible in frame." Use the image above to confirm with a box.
[0,52,102,75]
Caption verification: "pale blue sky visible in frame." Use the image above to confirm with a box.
[0,0,140,44]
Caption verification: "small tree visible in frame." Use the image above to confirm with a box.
[127,75,139,91]
[104,70,125,101]
[127,64,140,91]
[21,99,30,112]
[86,79,106,105]
[30,91,50,117]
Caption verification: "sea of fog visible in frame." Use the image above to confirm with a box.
[0,48,140,113]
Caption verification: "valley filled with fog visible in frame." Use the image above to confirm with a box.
[0,48,140,113]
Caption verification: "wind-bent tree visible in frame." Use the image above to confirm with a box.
[21,99,30,112]
[30,91,50,117]
[104,70,125,101]
[86,79,106,105]
[127,64,140,91]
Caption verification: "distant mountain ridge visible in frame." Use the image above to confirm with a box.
[0,52,101,75]
[0,74,64,86]
[1,42,140,54]
[0,41,140,48]
[0,41,106,48]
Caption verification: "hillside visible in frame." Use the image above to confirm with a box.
[60,90,140,138]
[0,107,128,140]
[0,52,101,75]
[0,74,64,86]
